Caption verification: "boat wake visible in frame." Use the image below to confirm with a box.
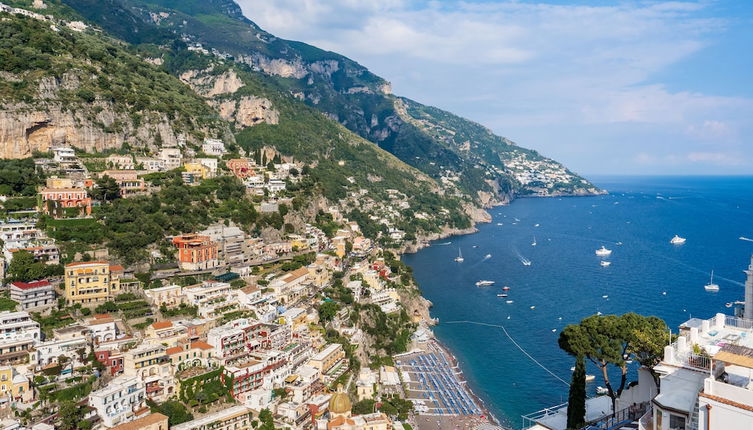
[437,241,452,246]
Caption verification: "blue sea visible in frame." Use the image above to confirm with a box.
[402,176,753,429]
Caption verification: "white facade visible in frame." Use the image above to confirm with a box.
[34,337,89,368]
[88,375,145,428]
[201,138,226,156]
[0,311,40,345]
[52,147,76,163]
[158,147,182,170]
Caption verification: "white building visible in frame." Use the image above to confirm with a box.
[88,375,145,428]
[646,313,753,430]
[10,280,55,311]
[0,220,39,244]
[158,147,182,171]
[201,138,226,157]
[34,337,89,368]
[0,311,40,345]
[51,147,76,164]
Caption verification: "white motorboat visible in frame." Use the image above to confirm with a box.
[521,258,532,266]
[506,300,514,304]
[476,280,495,287]
[585,374,596,382]
[484,254,492,259]
[596,386,609,394]
[704,270,719,292]
[497,293,508,298]
[454,248,464,263]
[670,235,686,245]
[595,246,612,257]
[531,236,537,246]
[600,261,611,267]
[530,305,536,310]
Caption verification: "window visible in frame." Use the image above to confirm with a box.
[669,414,686,430]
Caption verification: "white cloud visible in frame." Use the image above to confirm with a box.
[236,0,753,174]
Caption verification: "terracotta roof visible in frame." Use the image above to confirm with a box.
[93,314,111,319]
[10,280,51,290]
[150,321,173,330]
[699,392,753,413]
[240,285,259,294]
[65,261,109,267]
[191,341,213,350]
[166,346,183,355]
[328,415,356,429]
[713,344,753,369]
[109,264,124,272]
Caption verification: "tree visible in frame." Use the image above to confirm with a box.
[566,355,587,429]
[7,251,60,282]
[318,301,339,322]
[91,175,120,202]
[57,401,89,430]
[559,313,669,415]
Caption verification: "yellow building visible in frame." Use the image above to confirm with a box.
[0,366,31,403]
[183,162,211,179]
[289,235,310,251]
[64,262,123,306]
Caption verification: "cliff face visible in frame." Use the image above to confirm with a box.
[0,13,230,158]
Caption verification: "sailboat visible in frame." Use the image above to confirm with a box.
[454,248,464,263]
[531,236,537,246]
[704,270,719,292]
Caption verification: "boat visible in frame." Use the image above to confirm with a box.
[530,306,536,310]
[726,302,733,308]
[596,386,609,394]
[531,236,537,246]
[704,270,720,292]
[602,295,609,299]
[521,258,532,266]
[484,254,492,259]
[585,374,596,382]
[454,248,464,263]
[600,261,611,267]
[551,329,557,332]
[595,246,612,257]
[497,293,508,298]
[670,235,686,245]
[534,223,540,227]
[496,223,503,226]
[506,300,514,304]
[502,286,510,291]
[476,280,495,287]
[616,241,623,245]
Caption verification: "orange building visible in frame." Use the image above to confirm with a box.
[39,187,92,217]
[172,234,219,271]
[226,159,255,179]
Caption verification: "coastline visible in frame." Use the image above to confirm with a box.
[397,188,605,428]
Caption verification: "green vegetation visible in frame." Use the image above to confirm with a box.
[559,313,670,412]
[160,303,198,318]
[0,294,18,312]
[6,251,64,282]
[0,12,226,145]
[178,367,233,405]
[0,158,44,196]
[147,399,194,426]
[567,355,587,429]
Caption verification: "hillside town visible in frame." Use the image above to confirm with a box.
[0,141,495,430]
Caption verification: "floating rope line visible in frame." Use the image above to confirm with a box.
[444,320,570,386]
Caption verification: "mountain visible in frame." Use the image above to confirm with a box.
[56,0,601,202]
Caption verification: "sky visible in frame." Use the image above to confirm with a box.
[235,0,753,175]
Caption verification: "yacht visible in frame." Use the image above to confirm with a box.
[596,386,609,395]
[600,261,611,267]
[506,300,514,304]
[595,246,612,257]
[704,270,719,292]
[497,293,508,298]
[454,248,464,263]
[531,236,537,246]
[476,280,495,287]
[502,286,511,291]
[484,254,492,259]
[522,258,532,266]
[670,235,686,245]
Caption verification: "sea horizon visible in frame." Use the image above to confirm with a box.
[403,175,753,428]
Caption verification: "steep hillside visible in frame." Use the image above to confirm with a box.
[0,6,231,157]
[0,2,473,242]
[57,0,600,202]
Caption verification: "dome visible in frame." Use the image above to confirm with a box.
[328,385,352,416]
